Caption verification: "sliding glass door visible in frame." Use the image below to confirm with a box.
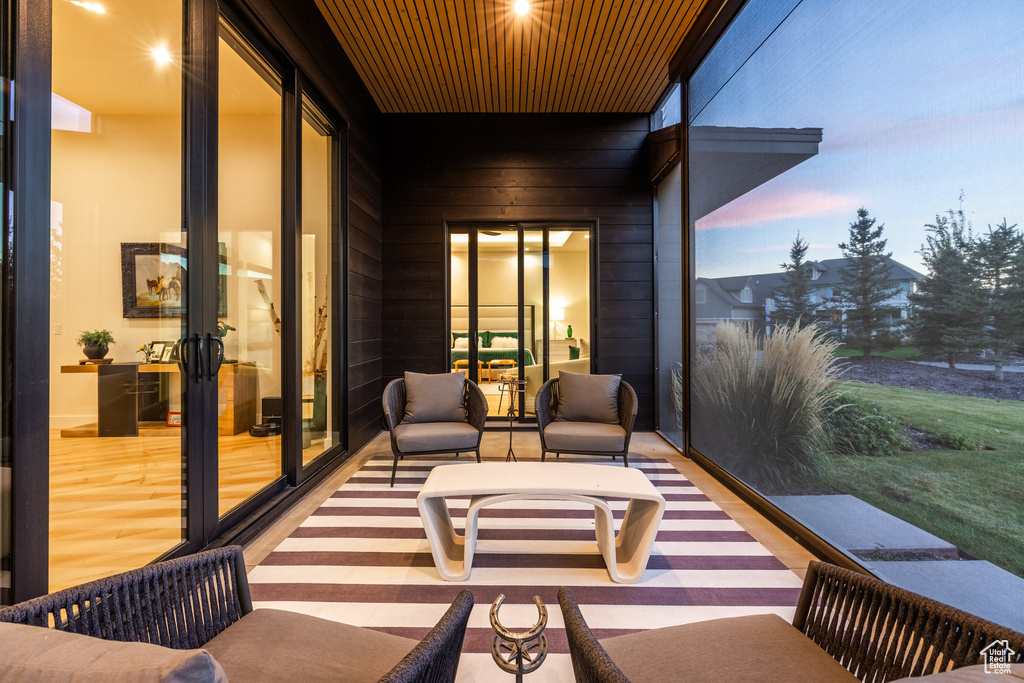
[216,20,284,518]
[48,0,188,592]
[449,223,593,422]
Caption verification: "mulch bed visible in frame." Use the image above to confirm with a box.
[834,356,1024,402]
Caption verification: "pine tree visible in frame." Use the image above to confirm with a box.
[771,234,814,328]
[975,219,1022,381]
[829,208,900,356]
[1001,235,1024,367]
[908,208,988,369]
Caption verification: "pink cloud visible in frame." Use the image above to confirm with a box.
[696,190,857,230]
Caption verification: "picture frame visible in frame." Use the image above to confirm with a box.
[148,341,166,361]
[121,242,228,318]
[166,411,182,427]
[160,346,174,363]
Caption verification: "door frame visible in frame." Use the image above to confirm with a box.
[444,220,598,422]
[2,0,352,601]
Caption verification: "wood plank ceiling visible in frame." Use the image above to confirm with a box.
[313,0,707,113]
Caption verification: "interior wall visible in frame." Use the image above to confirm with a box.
[450,247,592,345]
[384,114,654,428]
[49,113,282,427]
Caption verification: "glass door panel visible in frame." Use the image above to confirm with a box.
[548,228,591,373]
[1,0,9,605]
[300,97,336,466]
[49,0,186,591]
[477,227,518,415]
[217,22,283,516]
[522,230,546,416]
[449,230,470,378]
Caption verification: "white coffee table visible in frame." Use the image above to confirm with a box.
[416,462,666,584]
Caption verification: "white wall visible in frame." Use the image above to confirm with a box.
[449,246,591,347]
[50,111,284,428]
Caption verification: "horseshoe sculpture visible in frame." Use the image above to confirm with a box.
[490,594,548,681]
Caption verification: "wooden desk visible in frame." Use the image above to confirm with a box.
[61,362,258,437]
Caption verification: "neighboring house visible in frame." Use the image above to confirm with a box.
[695,257,924,344]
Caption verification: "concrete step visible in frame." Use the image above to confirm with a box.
[769,494,958,558]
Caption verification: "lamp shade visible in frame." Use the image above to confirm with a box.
[551,308,565,322]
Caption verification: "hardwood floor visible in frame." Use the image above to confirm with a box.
[48,429,323,592]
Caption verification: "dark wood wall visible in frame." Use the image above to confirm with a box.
[382,114,655,428]
[242,0,384,452]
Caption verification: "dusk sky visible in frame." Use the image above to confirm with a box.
[691,0,1024,279]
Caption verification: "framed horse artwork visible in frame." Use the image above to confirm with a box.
[120,242,227,318]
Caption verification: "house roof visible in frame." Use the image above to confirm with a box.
[697,277,763,313]
[709,257,925,300]
[313,0,709,113]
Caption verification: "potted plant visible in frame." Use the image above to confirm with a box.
[76,329,116,360]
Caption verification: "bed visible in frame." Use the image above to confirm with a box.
[450,305,537,368]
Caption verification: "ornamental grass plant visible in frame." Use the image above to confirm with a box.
[692,322,842,493]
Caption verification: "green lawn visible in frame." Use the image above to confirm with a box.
[832,345,920,360]
[824,381,1024,578]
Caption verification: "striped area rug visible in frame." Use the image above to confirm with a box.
[248,450,804,682]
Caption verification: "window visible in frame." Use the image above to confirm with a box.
[740,286,752,303]
[651,83,681,131]
[656,165,683,447]
[696,284,707,305]
[688,0,1024,631]
[49,0,186,591]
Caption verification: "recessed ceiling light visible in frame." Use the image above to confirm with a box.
[70,1,106,13]
[152,45,174,65]
[513,0,529,16]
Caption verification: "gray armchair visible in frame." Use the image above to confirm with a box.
[536,375,637,467]
[558,561,1024,682]
[0,546,474,683]
[383,374,488,487]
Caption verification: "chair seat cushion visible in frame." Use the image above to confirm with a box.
[395,422,481,452]
[600,613,860,683]
[0,622,227,683]
[543,422,626,452]
[203,608,418,683]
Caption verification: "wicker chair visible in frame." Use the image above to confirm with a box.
[383,377,487,487]
[536,377,637,466]
[558,560,1024,683]
[0,546,474,683]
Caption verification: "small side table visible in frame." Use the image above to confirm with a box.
[452,359,483,377]
[487,358,516,382]
[497,374,527,462]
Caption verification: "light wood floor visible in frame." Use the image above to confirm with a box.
[49,429,326,592]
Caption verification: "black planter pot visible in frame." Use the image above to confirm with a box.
[82,344,109,360]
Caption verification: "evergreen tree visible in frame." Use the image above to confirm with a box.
[771,233,814,328]
[975,219,1022,381]
[829,208,900,356]
[908,208,988,369]
[1001,234,1024,366]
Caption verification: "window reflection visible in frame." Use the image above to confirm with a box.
[688,0,1024,631]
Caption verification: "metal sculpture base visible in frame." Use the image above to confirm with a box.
[490,594,548,681]
[498,377,527,462]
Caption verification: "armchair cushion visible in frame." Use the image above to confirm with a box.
[600,614,858,683]
[543,422,626,452]
[556,372,621,424]
[394,422,481,452]
[402,371,467,424]
[0,622,227,683]
[203,608,417,683]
